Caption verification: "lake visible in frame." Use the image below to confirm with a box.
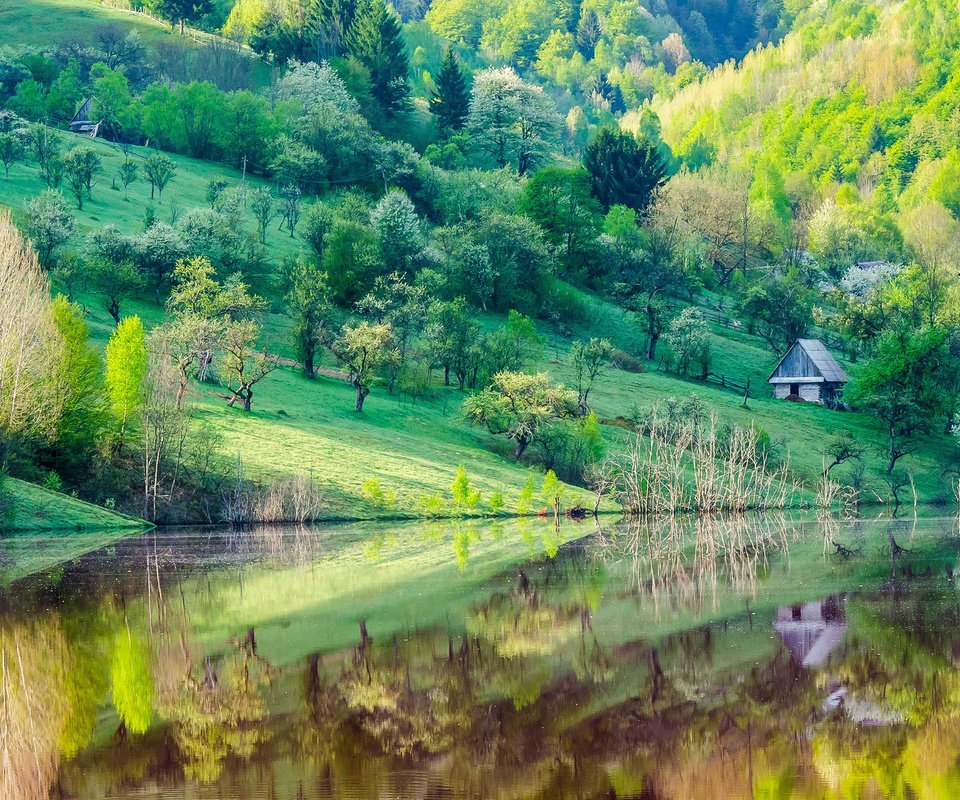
[2,513,960,799]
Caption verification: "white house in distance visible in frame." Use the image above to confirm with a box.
[768,339,848,407]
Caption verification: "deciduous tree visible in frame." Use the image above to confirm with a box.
[26,189,76,269]
[143,151,177,203]
[328,321,398,412]
[105,316,148,453]
[463,370,577,459]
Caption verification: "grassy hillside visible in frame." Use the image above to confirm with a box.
[3,477,149,532]
[0,132,954,515]
[0,0,268,78]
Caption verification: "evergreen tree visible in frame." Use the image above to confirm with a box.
[583,128,667,213]
[308,0,358,59]
[431,48,470,136]
[575,7,601,58]
[346,0,410,118]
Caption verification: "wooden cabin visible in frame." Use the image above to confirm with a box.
[69,97,101,137]
[768,339,848,407]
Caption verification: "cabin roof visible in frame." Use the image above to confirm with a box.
[71,96,93,125]
[768,339,848,384]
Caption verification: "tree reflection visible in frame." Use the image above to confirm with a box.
[0,618,75,800]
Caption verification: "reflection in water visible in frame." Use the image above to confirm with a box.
[4,516,960,797]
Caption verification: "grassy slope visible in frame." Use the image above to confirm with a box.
[0,0,174,46]
[0,0,269,81]
[3,477,148,531]
[2,132,954,515]
[0,5,954,514]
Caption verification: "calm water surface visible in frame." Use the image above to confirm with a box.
[2,514,960,799]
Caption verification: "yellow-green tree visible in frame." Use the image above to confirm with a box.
[105,316,148,453]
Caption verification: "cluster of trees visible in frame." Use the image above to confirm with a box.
[0,211,271,522]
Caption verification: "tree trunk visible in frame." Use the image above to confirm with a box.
[887,423,897,475]
[175,376,187,411]
[647,331,659,361]
[514,437,529,460]
[243,388,252,412]
[355,384,368,413]
[645,303,659,360]
[304,350,315,379]
[444,365,450,386]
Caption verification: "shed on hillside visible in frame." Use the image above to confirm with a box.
[768,339,848,407]
[69,97,101,137]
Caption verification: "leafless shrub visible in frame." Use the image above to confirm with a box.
[222,460,324,528]
[593,408,800,515]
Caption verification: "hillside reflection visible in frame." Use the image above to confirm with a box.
[3,515,960,798]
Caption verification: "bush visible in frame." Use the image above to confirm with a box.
[417,492,447,517]
[361,478,396,507]
[541,279,592,329]
[42,470,63,492]
[517,473,537,515]
[610,348,646,373]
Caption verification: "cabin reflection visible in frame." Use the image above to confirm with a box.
[772,595,846,667]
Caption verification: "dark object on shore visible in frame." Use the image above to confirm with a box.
[566,505,589,520]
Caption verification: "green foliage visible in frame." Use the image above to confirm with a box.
[488,490,505,515]
[451,465,469,507]
[105,317,147,449]
[371,190,423,274]
[520,166,601,277]
[417,491,447,516]
[26,189,75,268]
[143,151,177,203]
[329,321,399,412]
[665,307,711,377]
[361,477,397,506]
[570,336,613,410]
[61,146,102,210]
[468,67,561,176]
[463,370,577,461]
[50,296,109,470]
[286,261,332,379]
[848,327,956,474]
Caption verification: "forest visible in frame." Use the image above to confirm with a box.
[0,0,958,527]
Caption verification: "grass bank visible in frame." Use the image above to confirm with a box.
[2,477,150,532]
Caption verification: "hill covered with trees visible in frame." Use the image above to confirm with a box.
[0,0,956,527]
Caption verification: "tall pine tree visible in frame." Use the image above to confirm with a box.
[346,0,410,119]
[307,0,358,59]
[575,8,601,58]
[431,48,469,136]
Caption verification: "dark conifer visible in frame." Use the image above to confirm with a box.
[583,128,667,213]
[575,8,602,58]
[431,48,470,136]
[345,0,410,118]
